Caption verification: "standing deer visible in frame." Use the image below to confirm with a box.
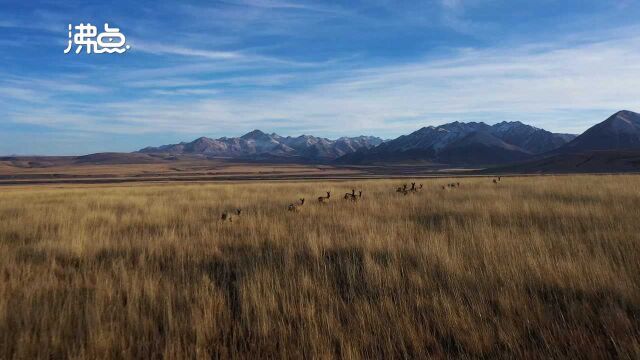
[318,191,331,204]
[409,183,423,193]
[288,198,305,212]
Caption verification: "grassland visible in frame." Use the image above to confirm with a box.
[0,158,365,185]
[0,175,639,358]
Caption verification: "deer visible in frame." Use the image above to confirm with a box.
[409,183,423,193]
[221,208,242,222]
[288,198,305,212]
[344,189,356,200]
[396,184,409,195]
[493,179,498,184]
[345,189,362,201]
[318,191,331,204]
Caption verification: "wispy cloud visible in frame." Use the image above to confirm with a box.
[132,42,244,60]
[8,28,640,139]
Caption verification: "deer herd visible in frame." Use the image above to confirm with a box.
[221,177,505,221]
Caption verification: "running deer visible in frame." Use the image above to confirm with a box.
[318,191,331,204]
[288,198,305,212]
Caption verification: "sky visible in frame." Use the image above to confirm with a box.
[1,0,640,155]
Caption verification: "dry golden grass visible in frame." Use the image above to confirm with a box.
[0,175,639,358]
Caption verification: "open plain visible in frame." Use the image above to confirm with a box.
[0,175,639,358]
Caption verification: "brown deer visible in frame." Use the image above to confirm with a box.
[493,179,498,184]
[409,182,423,193]
[221,208,242,222]
[344,189,356,200]
[397,184,410,195]
[288,198,305,212]
[345,189,362,201]
[318,191,331,204]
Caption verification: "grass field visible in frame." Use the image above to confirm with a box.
[0,175,639,358]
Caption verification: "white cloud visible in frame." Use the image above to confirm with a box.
[6,28,640,138]
[132,42,243,60]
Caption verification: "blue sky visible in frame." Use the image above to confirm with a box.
[1,0,640,155]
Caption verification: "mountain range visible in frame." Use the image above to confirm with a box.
[2,110,640,176]
[336,121,576,165]
[138,109,640,170]
[140,131,384,162]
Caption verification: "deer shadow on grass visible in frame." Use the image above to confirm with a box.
[197,244,290,321]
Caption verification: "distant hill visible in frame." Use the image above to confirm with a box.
[0,153,188,168]
[484,110,640,174]
[139,130,384,162]
[336,121,575,165]
[554,110,640,154]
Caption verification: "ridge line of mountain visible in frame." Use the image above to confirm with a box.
[139,120,577,164]
[137,110,640,167]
